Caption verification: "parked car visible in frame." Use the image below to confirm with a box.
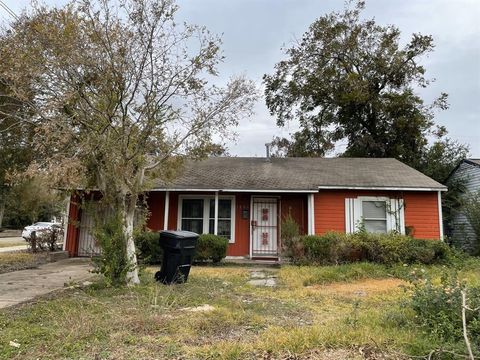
[22,222,62,240]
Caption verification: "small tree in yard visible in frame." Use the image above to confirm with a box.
[0,0,256,284]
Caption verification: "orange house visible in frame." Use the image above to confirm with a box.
[64,157,446,258]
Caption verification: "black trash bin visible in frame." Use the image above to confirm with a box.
[155,230,199,284]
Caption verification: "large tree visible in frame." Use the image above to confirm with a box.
[0,79,36,228]
[264,1,467,181]
[0,0,256,284]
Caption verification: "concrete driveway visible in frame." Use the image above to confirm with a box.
[0,258,93,309]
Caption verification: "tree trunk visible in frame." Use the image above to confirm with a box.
[123,195,140,285]
[0,196,5,229]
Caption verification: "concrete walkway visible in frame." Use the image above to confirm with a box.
[247,268,278,287]
[0,258,93,309]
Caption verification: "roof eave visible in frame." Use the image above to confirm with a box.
[151,188,319,193]
[151,186,447,193]
[317,185,447,192]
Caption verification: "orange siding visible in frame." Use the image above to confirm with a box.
[228,194,250,256]
[314,191,347,234]
[314,190,441,240]
[146,192,165,231]
[167,192,178,230]
[281,194,308,235]
[403,192,440,239]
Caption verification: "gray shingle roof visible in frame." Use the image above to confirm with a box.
[466,159,480,167]
[154,157,446,191]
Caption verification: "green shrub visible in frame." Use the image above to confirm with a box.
[194,234,228,263]
[91,213,133,287]
[134,232,229,264]
[285,231,452,266]
[134,231,162,265]
[408,271,480,348]
[280,214,303,260]
[302,233,338,264]
[25,227,63,253]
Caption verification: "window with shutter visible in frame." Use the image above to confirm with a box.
[345,196,405,235]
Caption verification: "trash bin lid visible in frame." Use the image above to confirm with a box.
[160,230,199,239]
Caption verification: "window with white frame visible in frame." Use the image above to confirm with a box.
[362,200,388,233]
[181,199,205,235]
[345,196,405,234]
[208,199,232,239]
[178,196,235,242]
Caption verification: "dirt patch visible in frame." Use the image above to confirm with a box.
[255,346,405,359]
[307,278,407,297]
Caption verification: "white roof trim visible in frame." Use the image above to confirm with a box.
[152,186,446,193]
[151,188,318,193]
[317,185,447,192]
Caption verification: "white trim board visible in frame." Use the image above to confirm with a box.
[163,191,169,230]
[151,186,446,193]
[62,197,71,251]
[317,185,447,192]
[307,193,315,235]
[438,191,444,241]
[152,188,318,193]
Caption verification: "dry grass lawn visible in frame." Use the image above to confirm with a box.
[0,240,25,248]
[0,252,50,274]
[0,262,478,359]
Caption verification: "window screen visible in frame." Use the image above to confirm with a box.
[181,199,204,234]
[209,199,232,239]
[362,201,387,233]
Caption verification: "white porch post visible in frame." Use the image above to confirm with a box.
[308,193,315,235]
[62,196,71,251]
[163,191,170,230]
[438,190,444,241]
[214,191,219,235]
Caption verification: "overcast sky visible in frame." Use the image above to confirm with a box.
[2,0,479,157]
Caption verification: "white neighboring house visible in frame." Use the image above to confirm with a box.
[446,159,480,254]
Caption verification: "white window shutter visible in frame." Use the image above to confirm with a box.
[388,198,405,234]
[345,198,362,233]
[345,198,354,233]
